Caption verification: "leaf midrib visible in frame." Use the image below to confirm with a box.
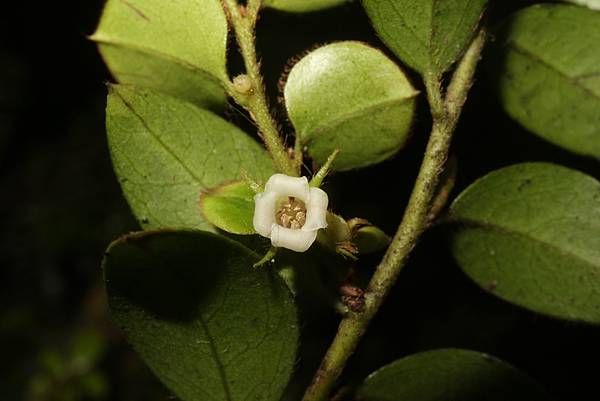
[448,215,600,269]
[507,41,600,101]
[113,88,208,188]
[299,95,417,139]
[92,35,227,85]
[386,0,427,69]
[430,0,481,73]
[197,314,234,401]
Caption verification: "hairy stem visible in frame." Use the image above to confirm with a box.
[301,30,486,401]
[223,0,297,176]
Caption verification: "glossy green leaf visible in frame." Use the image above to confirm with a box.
[561,0,600,11]
[363,0,487,76]
[491,5,600,159]
[103,230,298,401]
[200,181,256,235]
[91,0,228,109]
[263,0,348,12]
[106,85,274,231]
[284,42,418,170]
[447,163,600,323]
[357,349,552,401]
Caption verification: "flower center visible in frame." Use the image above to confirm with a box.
[276,197,307,230]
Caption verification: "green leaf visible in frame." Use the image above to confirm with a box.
[490,5,600,159]
[200,181,256,235]
[103,230,298,401]
[91,0,228,109]
[263,0,348,13]
[561,0,600,11]
[106,85,275,231]
[362,0,487,77]
[447,163,600,323]
[284,41,418,170]
[357,349,552,401]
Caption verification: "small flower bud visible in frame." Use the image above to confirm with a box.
[233,74,253,95]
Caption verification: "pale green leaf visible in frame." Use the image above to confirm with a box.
[263,0,348,13]
[491,4,600,159]
[362,0,487,76]
[357,349,552,401]
[106,85,274,231]
[284,41,418,170]
[561,0,600,11]
[201,180,256,235]
[447,163,600,323]
[92,0,228,109]
[103,230,298,401]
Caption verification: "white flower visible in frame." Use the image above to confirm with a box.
[253,174,328,252]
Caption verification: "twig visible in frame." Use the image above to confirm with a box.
[300,30,486,401]
[223,0,297,176]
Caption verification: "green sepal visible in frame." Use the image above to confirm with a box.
[348,218,391,255]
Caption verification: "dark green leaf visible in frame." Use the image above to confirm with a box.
[103,230,298,401]
[491,4,600,159]
[91,0,228,109]
[447,163,600,323]
[276,247,346,300]
[284,41,418,170]
[106,85,274,231]
[200,181,256,235]
[263,0,348,12]
[357,349,552,401]
[363,0,487,77]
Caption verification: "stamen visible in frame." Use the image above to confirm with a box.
[296,211,306,226]
[276,196,307,229]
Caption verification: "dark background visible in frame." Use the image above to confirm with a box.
[2,1,599,400]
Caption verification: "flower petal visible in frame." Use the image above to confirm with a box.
[303,187,329,231]
[253,191,278,237]
[264,174,310,202]
[271,225,318,252]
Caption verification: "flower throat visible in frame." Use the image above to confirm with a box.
[276,197,307,229]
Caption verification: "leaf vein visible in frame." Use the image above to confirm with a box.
[449,216,599,269]
[115,90,207,187]
[507,41,600,100]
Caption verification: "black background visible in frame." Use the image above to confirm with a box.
[2,1,599,400]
